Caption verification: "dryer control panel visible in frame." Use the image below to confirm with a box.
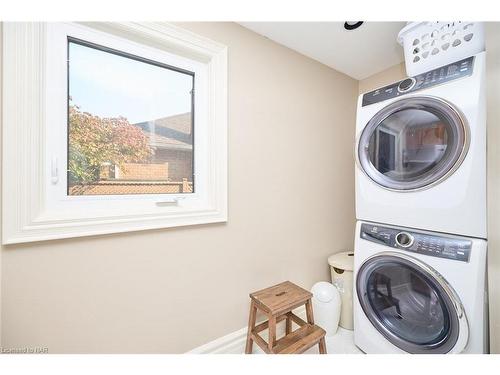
[360,223,472,262]
[362,56,475,107]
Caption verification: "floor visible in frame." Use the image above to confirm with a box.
[251,327,363,354]
[308,328,363,354]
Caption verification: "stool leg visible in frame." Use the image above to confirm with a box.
[285,314,292,335]
[245,301,257,354]
[318,337,327,354]
[268,314,277,353]
[305,299,314,324]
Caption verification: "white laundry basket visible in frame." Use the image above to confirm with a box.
[397,22,485,76]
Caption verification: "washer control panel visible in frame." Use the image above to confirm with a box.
[360,223,471,262]
[362,56,475,107]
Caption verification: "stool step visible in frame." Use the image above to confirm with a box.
[250,281,312,316]
[272,324,326,354]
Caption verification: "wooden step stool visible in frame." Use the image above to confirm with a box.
[245,281,326,354]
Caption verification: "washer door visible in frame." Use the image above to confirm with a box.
[357,96,469,191]
[356,252,469,353]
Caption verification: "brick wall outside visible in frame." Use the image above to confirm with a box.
[116,163,169,181]
[89,158,193,196]
[153,149,193,182]
[99,151,193,182]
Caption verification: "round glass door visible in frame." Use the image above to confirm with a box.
[357,97,469,191]
[357,254,467,353]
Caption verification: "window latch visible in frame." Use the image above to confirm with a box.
[51,157,58,184]
[155,197,185,206]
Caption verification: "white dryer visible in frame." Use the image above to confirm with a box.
[355,53,486,238]
[353,221,488,354]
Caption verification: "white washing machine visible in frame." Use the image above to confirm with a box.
[353,221,488,354]
[355,52,486,238]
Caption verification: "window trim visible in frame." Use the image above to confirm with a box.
[2,22,227,244]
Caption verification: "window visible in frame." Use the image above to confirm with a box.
[67,39,195,196]
[2,22,227,244]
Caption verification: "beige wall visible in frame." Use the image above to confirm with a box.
[485,22,500,354]
[0,22,358,353]
[358,62,405,94]
[358,23,500,353]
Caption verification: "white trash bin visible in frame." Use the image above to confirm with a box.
[328,251,354,330]
[311,281,341,336]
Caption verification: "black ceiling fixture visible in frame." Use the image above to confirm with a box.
[344,22,364,31]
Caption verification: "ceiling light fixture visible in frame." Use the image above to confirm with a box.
[344,22,364,31]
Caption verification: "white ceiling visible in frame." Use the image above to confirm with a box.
[239,22,407,80]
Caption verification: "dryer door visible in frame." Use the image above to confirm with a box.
[357,96,469,191]
[356,252,469,353]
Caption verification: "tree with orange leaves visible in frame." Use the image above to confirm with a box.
[68,103,152,184]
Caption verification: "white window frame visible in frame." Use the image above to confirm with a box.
[2,22,227,244]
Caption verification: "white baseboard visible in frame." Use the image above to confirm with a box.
[187,326,249,354]
[187,307,307,354]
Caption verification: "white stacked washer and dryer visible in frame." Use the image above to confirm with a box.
[353,52,488,353]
